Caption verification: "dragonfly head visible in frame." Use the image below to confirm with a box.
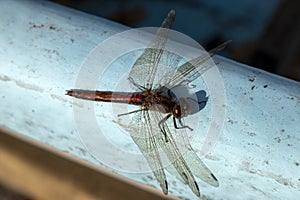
[173,98,191,119]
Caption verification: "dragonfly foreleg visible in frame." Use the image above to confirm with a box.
[173,117,193,131]
[158,114,172,142]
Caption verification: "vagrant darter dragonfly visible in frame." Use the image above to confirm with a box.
[66,10,229,196]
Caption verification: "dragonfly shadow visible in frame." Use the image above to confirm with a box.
[187,90,208,115]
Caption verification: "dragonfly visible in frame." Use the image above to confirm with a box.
[67,10,229,196]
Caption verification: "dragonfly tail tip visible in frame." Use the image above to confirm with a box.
[65,90,72,96]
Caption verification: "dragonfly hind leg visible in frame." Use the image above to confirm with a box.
[158,114,172,142]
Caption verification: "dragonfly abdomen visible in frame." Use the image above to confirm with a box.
[66,89,143,105]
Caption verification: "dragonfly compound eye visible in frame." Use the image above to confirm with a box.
[173,98,191,118]
[173,105,182,118]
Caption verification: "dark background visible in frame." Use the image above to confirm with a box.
[51,0,300,81]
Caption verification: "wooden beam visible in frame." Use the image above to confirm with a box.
[0,126,176,200]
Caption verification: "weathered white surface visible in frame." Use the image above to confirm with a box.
[0,0,299,199]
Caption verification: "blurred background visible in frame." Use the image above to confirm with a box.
[49,0,300,81]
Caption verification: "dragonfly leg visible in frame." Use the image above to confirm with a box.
[173,117,193,131]
[117,109,144,117]
[128,77,146,91]
[158,114,172,142]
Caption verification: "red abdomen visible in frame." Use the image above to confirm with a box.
[66,89,143,105]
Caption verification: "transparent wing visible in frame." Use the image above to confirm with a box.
[148,109,202,197]
[163,40,231,89]
[172,118,220,187]
[127,103,218,196]
[129,110,168,194]
[153,110,219,194]
[128,10,178,90]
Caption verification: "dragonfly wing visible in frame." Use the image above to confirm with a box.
[149,109,201,196]
[164,41,231,89]
[168,117,219,187]
[128,10,177,89]
[129,110,168,194]
[180,148,219,187]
